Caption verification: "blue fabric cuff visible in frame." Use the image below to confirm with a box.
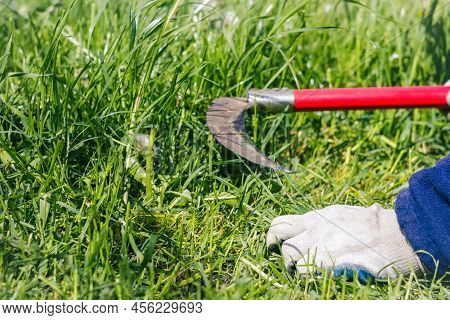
[394,154,450,275]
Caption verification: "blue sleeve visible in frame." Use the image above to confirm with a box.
[394,154,450,275]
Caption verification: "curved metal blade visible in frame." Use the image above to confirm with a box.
[206,97,290,172]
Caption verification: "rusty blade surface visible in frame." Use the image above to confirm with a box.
[206,97,290,172]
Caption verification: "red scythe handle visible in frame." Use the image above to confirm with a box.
[293,86,450,111]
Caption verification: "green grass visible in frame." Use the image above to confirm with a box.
[0,0,449,299]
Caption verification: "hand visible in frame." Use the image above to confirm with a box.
[267,204,422,281]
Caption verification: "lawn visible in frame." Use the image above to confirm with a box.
[0,0,449,299]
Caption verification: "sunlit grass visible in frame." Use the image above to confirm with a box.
[0,0,449,299]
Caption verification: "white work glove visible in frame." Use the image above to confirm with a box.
[267,204,423,280]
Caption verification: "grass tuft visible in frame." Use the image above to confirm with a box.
[0,0,449,299]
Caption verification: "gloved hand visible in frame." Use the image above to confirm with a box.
[267,204,423,281]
